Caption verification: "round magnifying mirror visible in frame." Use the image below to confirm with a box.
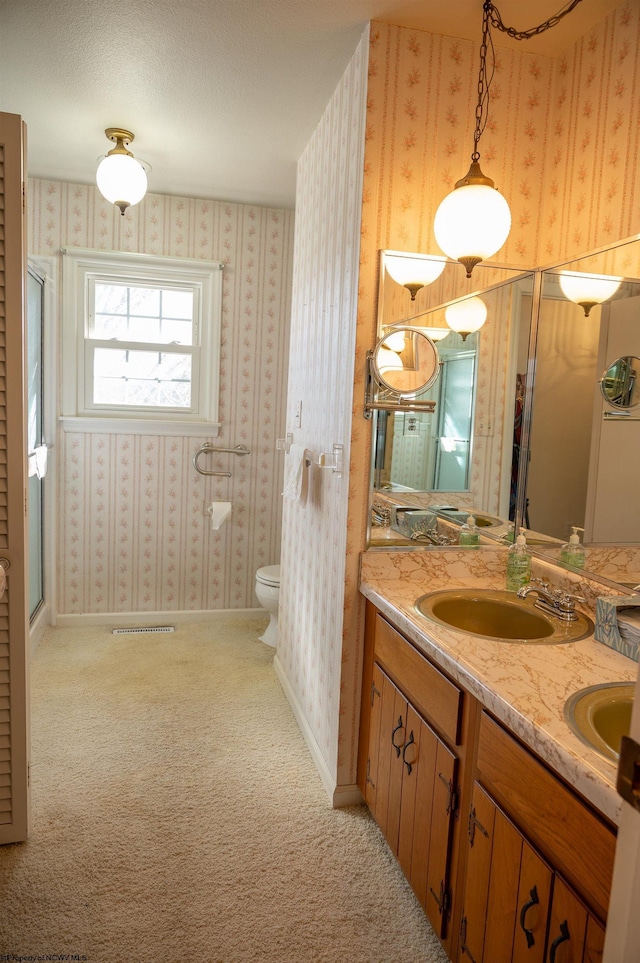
[372,327,439,395]
[600,356,640,409]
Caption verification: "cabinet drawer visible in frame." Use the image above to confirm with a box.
[477,712,615,921]
[374,614,463,746]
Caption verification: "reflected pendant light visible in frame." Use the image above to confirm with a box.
[558,272,622,317]
[434,0,584,278]
[96,128,149,215]
[385,253,446,300]
[445,296,487,341]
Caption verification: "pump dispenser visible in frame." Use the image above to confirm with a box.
[459,515,480,547]
[559,526,586,569]
[506,528,532,592]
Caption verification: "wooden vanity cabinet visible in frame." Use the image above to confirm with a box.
[358,604,476,958]
[458,712,615,963]
[358,601,616,963]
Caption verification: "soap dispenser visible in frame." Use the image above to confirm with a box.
[559,526,586,569]
[459,515,480,547]
[506,528,532,592]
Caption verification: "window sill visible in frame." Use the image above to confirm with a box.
[60,416,222,437]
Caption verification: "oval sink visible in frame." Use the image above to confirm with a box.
[564,683,634,762]
[415,588,594,644]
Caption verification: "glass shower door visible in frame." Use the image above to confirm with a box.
[27,266,46,620]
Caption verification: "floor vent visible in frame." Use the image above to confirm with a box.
[112,625,176,635]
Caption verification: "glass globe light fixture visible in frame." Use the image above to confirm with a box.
[376,347,404,375]
[434,171,511,278]
[445,296,487,341]
[385,253,446,300]
[96,128,149,215]
[558,272,622,317]
[421,326,450,343]
[383,329,408,353]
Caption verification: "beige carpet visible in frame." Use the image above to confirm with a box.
[0,617,449,963]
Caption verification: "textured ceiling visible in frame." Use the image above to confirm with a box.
[0,0,624,209]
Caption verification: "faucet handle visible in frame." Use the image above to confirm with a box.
[531,577,550,591]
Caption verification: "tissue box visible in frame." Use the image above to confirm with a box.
[594,595,640,662]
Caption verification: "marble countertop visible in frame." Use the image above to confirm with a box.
[359,548,639,826]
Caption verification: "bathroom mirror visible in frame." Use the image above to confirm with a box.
[369,237,640,593]
[600,356,640,409]
[369,252,535,543]
[370,327,440,396]
[518,235,640,589]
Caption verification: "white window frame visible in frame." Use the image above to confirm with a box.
[61,248,223,436]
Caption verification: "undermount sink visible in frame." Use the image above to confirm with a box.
[564,683,634,762]
[414,588,594,644]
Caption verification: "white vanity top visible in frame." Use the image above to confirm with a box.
[359,548,638,825]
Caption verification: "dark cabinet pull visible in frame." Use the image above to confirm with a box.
[402,730,415,774]
[391,715,405,757]
[519,885,539,948]
[549,920,570,962]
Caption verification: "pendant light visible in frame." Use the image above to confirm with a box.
[558,271,622,317]
[96,128,150,215]
[445,296,487,341]
[434,0,584,278]
[385,253,446,300]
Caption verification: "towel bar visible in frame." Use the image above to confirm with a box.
[193,443,251,476]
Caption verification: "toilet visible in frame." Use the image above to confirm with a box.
[255,564,281,647]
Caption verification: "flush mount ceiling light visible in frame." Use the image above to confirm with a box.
[385,253,447,300]
[445,296,487,341]
[434,0,584,278]
[96,128,150,215]
[558,271,622,317]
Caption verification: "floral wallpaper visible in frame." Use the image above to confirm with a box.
[542,2,640,260]
[29,180,293,614]
[276,32,368,793]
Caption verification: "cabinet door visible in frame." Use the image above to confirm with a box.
[583,915,605,963]
[425,737,457,938]
[364,664,384,811]
[370,668,407,847]
[546,877,587,963]
[459,783,553,963]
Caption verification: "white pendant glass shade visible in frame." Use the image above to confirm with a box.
[376,347,403,374]
[421,326,450,342]
[96,153,148,210]
[384,330,407,352]
[385,253,446,295]
[558,272,621,311]
[434,184,511,262]
[445,296,487,337]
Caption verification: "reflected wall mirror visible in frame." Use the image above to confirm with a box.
[600,356,639,409]
[369,237,640,594]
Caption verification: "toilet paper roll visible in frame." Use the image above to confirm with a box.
[208,501,232,530]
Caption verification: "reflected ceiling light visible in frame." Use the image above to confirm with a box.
[96,128,150,215]
[434,1,583,277]
[385,254,446,300]
[558,272,622,317]
[383,329,408,352]
[421,326,450,343]
[445,296,487,341]
[376,347,404,374]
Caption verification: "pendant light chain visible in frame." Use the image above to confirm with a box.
[473,0,584,160]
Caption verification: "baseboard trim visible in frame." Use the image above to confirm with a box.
[54,608,268,627]
[29,603,50,656]
[273,655,363,809]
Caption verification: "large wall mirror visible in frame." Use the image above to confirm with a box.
[369,238,640,594]
[520,236,640,590]
[370,250,534,545]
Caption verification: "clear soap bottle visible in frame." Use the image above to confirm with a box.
[506,528,532,592]
[559,526,586,569]
[459,515,480,546]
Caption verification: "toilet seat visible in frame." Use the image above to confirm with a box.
[256,565,280,587]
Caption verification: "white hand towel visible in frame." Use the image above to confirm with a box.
[282,444,307,501]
